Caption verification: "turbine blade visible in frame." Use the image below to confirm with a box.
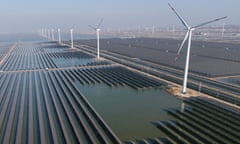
[168,3,189,29]
[175,31,189,61]
[96,18,104,29]
[192,16,227,29]
[88,25,96,30]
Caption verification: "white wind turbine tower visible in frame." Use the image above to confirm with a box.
[41,29,44,37]
[42,29,45,38]
[44,29,47,39]
[222,23,225,37]
[152,26,155,34]
[169,3,227,94]
[70,29,74,49]
[51,29,55,41]
[89,18,103,59]
[58,28,61,43]
[47,29,51,40]
[172,25,175,38]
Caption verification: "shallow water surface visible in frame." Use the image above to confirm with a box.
[78,83,181,141]
[53,58,94,67]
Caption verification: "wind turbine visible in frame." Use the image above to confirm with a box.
[42,29,45,38]
[47,29,51,40]
[89,18,103,59]
[70,29,73,49]
[168,3,227,94]
[44,29,47,39]
[152,26,155,34]
[51,29,55,41]
[222,23,225,37]
[40,29,43,37]
[58,28,61,43]
[172,25,175,38]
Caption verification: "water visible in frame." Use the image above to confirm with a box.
[53,57,94,67]
[77,83,181,141]
[0,36,181,141]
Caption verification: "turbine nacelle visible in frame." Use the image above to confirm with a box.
[88,18,103,31]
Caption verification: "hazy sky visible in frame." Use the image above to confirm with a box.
[0,0,239,33]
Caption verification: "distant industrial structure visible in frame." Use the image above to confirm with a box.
[98,25,240,43]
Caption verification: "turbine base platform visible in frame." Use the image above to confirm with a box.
[166,85,200,98]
